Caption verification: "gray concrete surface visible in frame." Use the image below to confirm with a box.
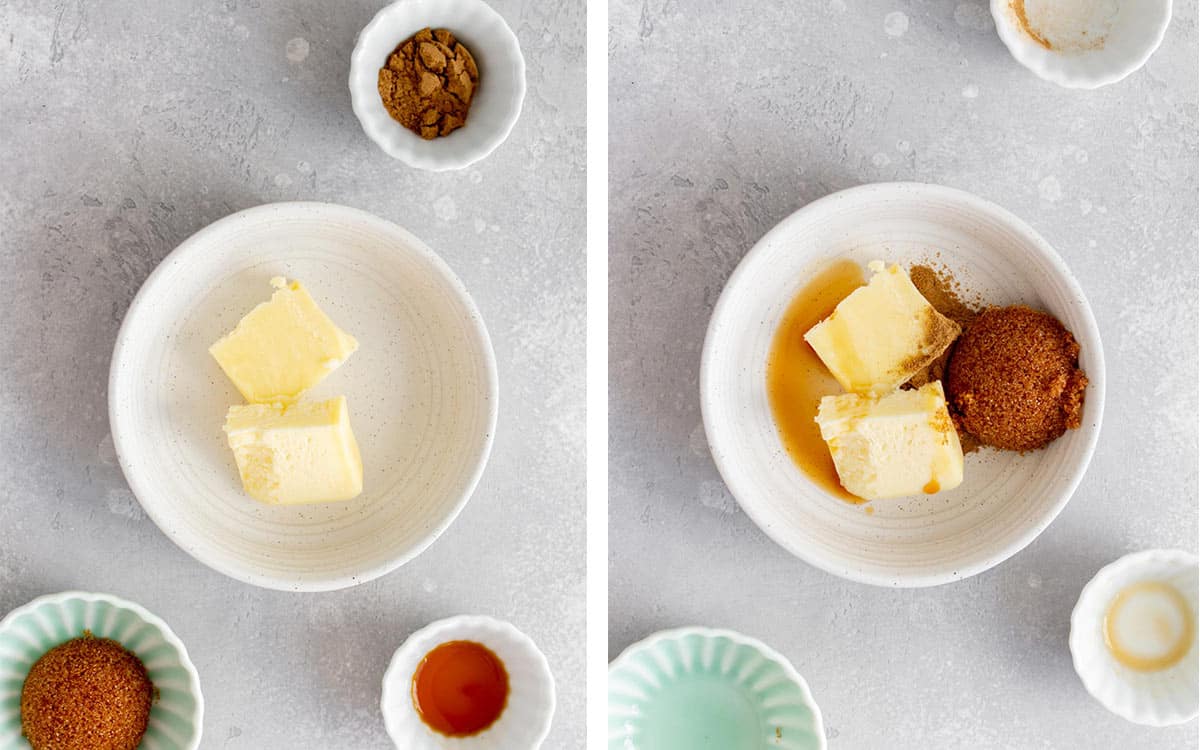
[609,1,1198,747]
[0,1,583,747]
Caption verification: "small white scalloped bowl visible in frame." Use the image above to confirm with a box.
[381,615,555,749]
[349,0,526,170]
[990,0,1171,89]
[1070,549,1198,726]
[0,591,204,749]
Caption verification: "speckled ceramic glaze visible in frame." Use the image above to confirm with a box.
[349,0,526,170]
[701,183,1104,587]
[609,627,825,750]
[109,202,498,591]
[0,591,203,750]
[381,615,555,749]
[991,0,1171,89]
[1070,549,1199,726]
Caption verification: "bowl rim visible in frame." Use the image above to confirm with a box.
[1069,548,1200,726]
[0,590,205,750]
[348,0,527,170]
[608,625,827,749]
[989,0,1173,90]
[380,614,556,748]
[700,181,1106,588]
[108,201,500,592]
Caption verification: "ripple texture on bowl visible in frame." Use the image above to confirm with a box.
[701,183,1105,587]
[109,202,498,591]
[0,592,203,750]
[609,628,825,750]
[1070,549,1199,726]
[349,0,526,170]
[381,615,555,749]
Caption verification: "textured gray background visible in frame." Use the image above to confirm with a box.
[0,0,583,747]
[610,1,1198,748]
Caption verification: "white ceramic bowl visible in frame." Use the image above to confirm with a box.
[991,0,1171,89]
[381,615,555,749]
[701,182,1105,587]
[1070,549,1199,726]
[349,0,526,170]
[109,202,498,591]
[0,591,203,749]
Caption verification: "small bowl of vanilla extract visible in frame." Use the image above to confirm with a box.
[382,615,555,748]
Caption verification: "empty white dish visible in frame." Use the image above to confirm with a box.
[1070,549,1198,726]
[701,182,1104,587]
[381,615,555,748]
[349,0,526,170]
[109,202,498,591]
[991,0,1172,89]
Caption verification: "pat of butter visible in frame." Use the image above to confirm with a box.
[223,396,363,505]
[804,262,959,395]
[815,381,963,501]
[210,277,358,404]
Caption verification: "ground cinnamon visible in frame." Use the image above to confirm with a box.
[378,28,479,140]
[21,632,154,750]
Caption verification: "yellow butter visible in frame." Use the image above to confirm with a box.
[210,277,358,404]
[804,262,959,395]
[223,396,363,505]
[815,381,963,501]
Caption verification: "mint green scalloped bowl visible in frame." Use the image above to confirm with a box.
[609,627,825,750]
[0,591,203,749]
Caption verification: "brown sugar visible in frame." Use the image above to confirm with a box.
[945,305,1088,452]
[378,28,479,140]
[906,264,979,391]
[21,633,154,750]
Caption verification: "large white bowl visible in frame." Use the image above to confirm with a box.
[991,0,1171,89]
[381,615,555,748]
[1070,549,1199,726]
[701,183,1104,587]
[349,0,526,170]
[109,202,498,591]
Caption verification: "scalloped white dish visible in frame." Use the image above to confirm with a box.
[349,0,526,170]
[381,615,555,749]
[701,183,1104,587]
[1070,549,1199,726]
[991,0,1171,89]
[0,591,203,750]
[609,627,825,750]
[109,202,498,592]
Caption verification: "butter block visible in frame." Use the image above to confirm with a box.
[815,381,963,501]
[210,277,358,404]
[223,396,363,505]
[804,262,959,395]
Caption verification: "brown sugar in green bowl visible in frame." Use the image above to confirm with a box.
[21,633,154,750]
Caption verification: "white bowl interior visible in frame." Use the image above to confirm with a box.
[110,203,496,591]
[349,0,526,170]
[1070,550,1199,726]
[382,616,555,749]
[991,0,1171,89]
[702,183,1104,587]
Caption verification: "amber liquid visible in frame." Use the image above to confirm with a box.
[765,260,865,504]
[412,640,509,736]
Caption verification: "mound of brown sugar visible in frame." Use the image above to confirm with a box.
[945,305,1087,452]
[21,633,154,750]
[378,28,479,140]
